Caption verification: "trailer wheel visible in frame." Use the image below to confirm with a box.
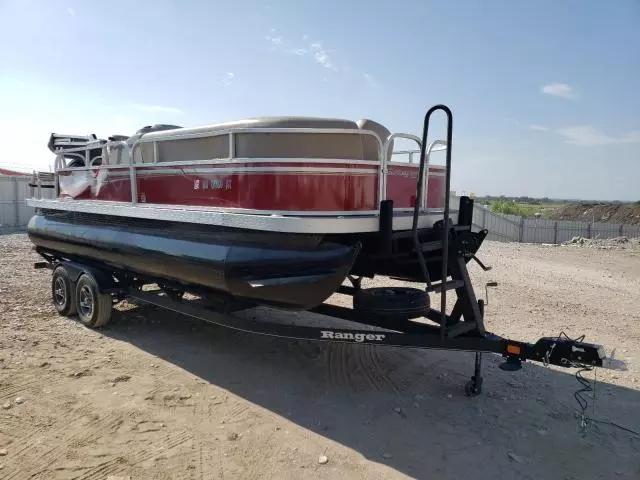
[353,287,430,320]
[464,379,482,397]
[75,273,113,328]
[51,266,77,316]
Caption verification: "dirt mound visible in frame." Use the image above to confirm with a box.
[562,235,640,249]
[547,202,640,224]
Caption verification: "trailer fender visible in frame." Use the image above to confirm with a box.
[53,260,116,294]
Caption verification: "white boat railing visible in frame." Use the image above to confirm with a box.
[42,126,448,212]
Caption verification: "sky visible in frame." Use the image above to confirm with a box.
[1,0,639,200]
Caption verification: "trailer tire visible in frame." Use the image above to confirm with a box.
[51,266,77,316]
[75,273,113,328]
[353,287,429,320]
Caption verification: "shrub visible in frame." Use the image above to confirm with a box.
[489,200,538,217]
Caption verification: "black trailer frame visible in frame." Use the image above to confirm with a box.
[32,104,610,396]
[35,252,607,396]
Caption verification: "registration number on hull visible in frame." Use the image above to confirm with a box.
[194,179,232,190]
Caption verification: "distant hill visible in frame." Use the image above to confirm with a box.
[474,196,640,225]
[545,203,640,225]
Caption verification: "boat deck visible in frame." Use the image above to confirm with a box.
[26,198,457,234]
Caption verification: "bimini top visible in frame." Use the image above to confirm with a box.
[49,116,396,167]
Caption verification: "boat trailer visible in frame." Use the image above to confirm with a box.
[32,105,616,396]
[34,253,610,396]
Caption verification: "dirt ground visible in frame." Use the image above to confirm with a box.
[0,233,639,480]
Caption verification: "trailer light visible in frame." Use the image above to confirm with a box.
[507,344,521,355]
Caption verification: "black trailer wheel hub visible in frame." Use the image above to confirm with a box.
[53,276,67,308]
[74,272,113,328]
[78,285,95,319]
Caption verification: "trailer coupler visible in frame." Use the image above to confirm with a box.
[501,336,606,371]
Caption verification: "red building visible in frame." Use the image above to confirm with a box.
[0,167,30,176]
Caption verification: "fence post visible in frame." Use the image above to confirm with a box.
[554,221,558,244]
[619,224,624,237]
[12,177,20,227]
[482,207,487,229]
[587,223,592,239]
[518,217,525,243]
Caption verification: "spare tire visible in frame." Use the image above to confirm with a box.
[353,287,430,320]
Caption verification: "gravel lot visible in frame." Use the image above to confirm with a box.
[0,233,639,479]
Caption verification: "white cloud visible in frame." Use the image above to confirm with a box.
[264,32,338,71]
[309,42,335,70]
[132,104,183,115]
[291,48,307,56]
[222,72,235,86]
[557,125,640,147]
[512,120,639,146]
[265,35,283,46]
[541,83,575,99]
[67,7,75,16]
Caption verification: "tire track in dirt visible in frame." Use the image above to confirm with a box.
[325,343,356,391]
[220,401,251,425]
[0,376,51,401]
[356,345,405,396]
[186,382,209,480]
[73,430,192,480]
[325,341,415,398]
[3,412,126,480]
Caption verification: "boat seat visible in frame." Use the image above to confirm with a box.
[356,119,394,161]
[136,116,392,163]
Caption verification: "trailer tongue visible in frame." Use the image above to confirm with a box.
[114,283,609,397]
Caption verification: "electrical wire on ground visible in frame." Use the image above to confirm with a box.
[552,331,640,438]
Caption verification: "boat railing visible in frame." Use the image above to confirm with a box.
[383,133,448,211]
[28,171,56,199]
[39,126,449,213]
[131,127,385,207]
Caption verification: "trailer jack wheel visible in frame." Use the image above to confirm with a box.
[464,378,483,397]
[464,352,484,397]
